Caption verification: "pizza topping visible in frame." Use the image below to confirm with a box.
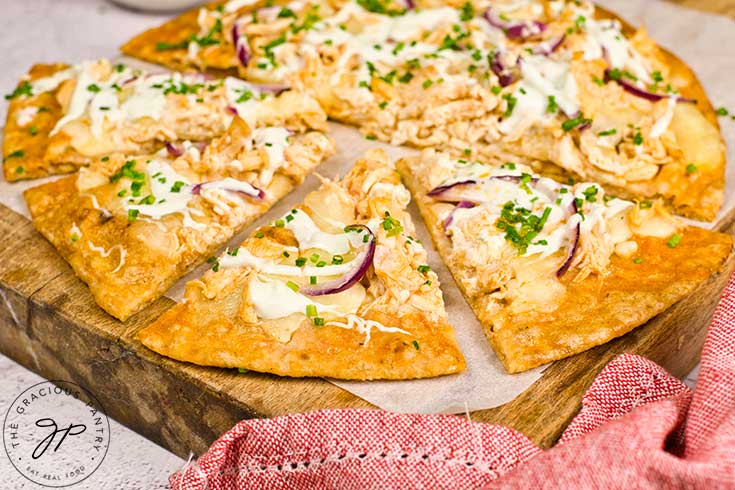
[248,276,364,320]
[325,314,410,347]
[298,225,376,296]
[483,5,547,40]
[283,209,363,255]
[427,157,637,279]
[232,21,251,67]
[87,242,127,274]
[14,106,38,127]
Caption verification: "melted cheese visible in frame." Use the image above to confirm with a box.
[251,127,291,185]
[224,77,262,128]
[15,107,37,127]
[583,17,652,84]
[284,211,363,255]
[124,160,204,229]
[501,55,578,136]
[248,277,360,319]
[650,97,677,138]
[220,247,359,276]
[49,64,208,137]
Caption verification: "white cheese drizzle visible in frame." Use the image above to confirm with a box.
[326,314,410,347]
[87,242,127,273]
[15,107,38,127]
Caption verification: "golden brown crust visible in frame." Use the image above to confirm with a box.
[3,63,69,181]
[137,151,466,380]
[397,155,733,373]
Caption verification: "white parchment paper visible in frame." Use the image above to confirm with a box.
[0,0,733,414]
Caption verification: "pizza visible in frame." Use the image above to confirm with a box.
[397,149,732,372]
[137,149,466,379]
[121,0,724,221]
[3,58,327,181]
[24,116,335,321]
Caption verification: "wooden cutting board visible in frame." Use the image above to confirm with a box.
[1,0,734,460]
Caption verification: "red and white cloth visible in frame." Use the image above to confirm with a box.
[171,272,735,489]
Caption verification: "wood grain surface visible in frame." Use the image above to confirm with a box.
[0,0,733,460]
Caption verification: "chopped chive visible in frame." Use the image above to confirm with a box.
[255,231,265,238]
[313,317,325,327]
[295,257,307,267]
[306,304,317,316]
[412,340,420,350]
[283,251,290,258]
[633,257,642,264]
[309,276,317,285]
[286,281,300,292]
[667,234,682,248]
[417,265,431,274]
[332,255,344,265]
[274,219,285,227]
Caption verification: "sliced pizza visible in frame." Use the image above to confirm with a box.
[24,116,335,321]
[121,0,725,220]
[3,58,326,181]
[137,149,466,379]
[397,150,732,373]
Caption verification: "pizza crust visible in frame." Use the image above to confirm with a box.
[137,150,466,380]
[24,124,335,321]
[397,154,732,373]
[3,64,69,181]
[118,1,727,221]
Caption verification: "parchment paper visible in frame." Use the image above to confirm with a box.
[0,0,733,414]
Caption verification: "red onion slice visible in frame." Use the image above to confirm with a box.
[484,7,547,40]
[300,225,376,296]
[191,179,265,200]
[491,51,518,87]
[251,83,290,95]
[556,199,580,277]
[605,70,696,104]
[443,201,476,230]
[404,0,415,9]
[165,142,184,157]
[232,23,251,68]
[428,175,538,202]
[532,35,565,56]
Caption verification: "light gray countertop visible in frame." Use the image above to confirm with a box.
[0,0,703,488]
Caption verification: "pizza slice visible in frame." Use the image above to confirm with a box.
[120,0,725,220]
[3,58,326,181]
[137,149,466,380]
[24,116,335,321]
[397,150,732,373]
